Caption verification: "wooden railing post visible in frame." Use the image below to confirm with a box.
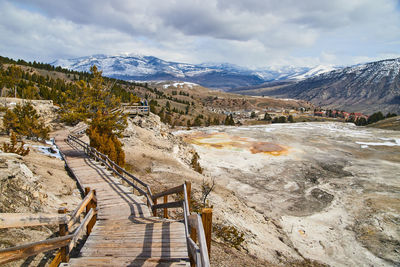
[189,226,197,267]
[185,181,196,267]
[201,208,212,259]
[163,195,168,219]
[85,187,96,234]
[185,181,192,212]
[89,189,97,234]
[153,198,157,216]
[58,207,69,263]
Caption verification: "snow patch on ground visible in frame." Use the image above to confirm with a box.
[29,139,62,159]
[163,82,199,89]
[356,138,400,148]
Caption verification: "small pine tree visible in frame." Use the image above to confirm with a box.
[193,115,202,126]
[355,117,367,126]
[206,117,211,127]
[3,102,49,140]
[367,111,384,124]
[2,132,30,156]
[288,115,294,123]
[213,117,220,125]
[191,152,203,174]
[224,114,234,126]
[278,116,287,123]
[264,112,272,121]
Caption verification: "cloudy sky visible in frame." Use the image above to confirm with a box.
[1,0,400,68]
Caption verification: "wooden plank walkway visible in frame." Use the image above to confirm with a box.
[54,131,190,266]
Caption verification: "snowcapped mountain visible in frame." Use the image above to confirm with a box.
[288,65,338,80]
[51,54,334,90]
[263,58,400,114]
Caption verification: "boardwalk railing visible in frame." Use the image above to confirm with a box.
[111,104,150,116]
[67,134,210,267]
[0,188,97,266]
[151,183,210,267]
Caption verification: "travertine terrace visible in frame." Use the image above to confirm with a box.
[176,122,400,266]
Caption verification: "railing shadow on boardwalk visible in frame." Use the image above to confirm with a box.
[66,140,147,219]
[127,222,182,267]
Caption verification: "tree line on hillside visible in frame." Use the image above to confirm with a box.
[1,63,134,166]
[0,55,82,75]
[0,64,141,105]
[262,112,294,123]
[347,111,397,126]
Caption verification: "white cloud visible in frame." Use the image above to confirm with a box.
[0,0,399,67]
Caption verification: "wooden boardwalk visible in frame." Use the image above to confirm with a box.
[54,131,190,266]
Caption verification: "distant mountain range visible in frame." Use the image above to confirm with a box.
[51,54,400,114]
[51,54,337,90]
[250,58,400,114]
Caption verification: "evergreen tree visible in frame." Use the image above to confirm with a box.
[191,152,203,174]
[3,102,49,140]
[206,117,211,127]
[355,117,367,126]
[224,114,235,126]
[367,111,384,124]
[2,132,30,156]
[213,117,220,125]
[278,116,287,123]
[193,115,202,126]
[386,112,397,118]
[165,114,172,125]
[288,115,294,123]
[263,112,272,121]
[73,66,128,166]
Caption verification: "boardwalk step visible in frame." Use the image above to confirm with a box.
[65,257,189,266]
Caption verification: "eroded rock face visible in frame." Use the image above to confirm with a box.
[0,154,43,213]
[0,138,81,257]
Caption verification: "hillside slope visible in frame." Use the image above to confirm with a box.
[256,58,400,114]
[367,116,400,131]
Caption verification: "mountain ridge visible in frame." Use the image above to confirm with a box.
[51,54,336,90]
[257,57,400,114]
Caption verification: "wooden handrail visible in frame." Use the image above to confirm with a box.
[152,184,184,200]
[0,189,97,266]
[68,135,154,208]
[187,237,201,265]
[69,135,150,189]
[121,105,150,115]
[0,213,68,229]
[69,208,96,252]
[152,200,184,210]
[67,190,95,229]
[0,235,73,265]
